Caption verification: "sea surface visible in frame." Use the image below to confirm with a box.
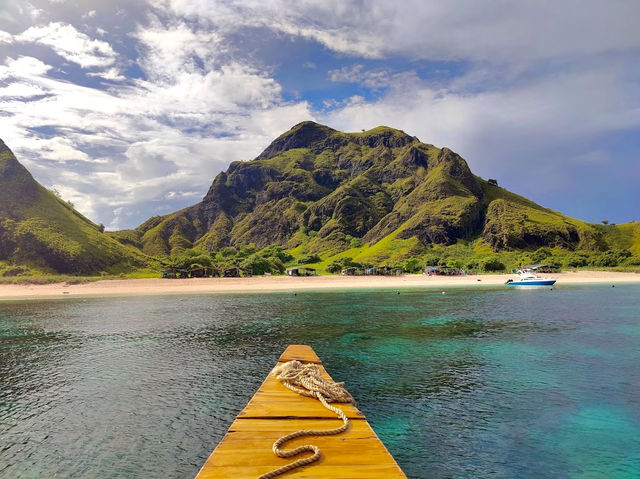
[1,284,639,478]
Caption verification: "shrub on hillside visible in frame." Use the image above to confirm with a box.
[240,256,272,275]
[258,245,293,263]
[564,253,589,268]
[326,257,358,274]
[237,243,258,258]
[530,247,552,263]
[216,247,237,258]
[589,249,631,267]
[345,235,362,248]
[297,254,321,264]
[423,255,440,267]
[623,256,640,266]
[1,265,29,277]
[171,249,212,269]
[479,257,505,272]
[446,259,464,269]
[464,260,479,271]
[402,257,422,273]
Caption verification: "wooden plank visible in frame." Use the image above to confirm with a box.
[278,344,322,364]
[196,463,406,479]
[238,393,365,419]
[195,345,407,478]
[222,417,380,439]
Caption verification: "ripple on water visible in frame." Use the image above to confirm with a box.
[1,287,640,478]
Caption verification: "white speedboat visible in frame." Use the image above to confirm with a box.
[505,269,556,286]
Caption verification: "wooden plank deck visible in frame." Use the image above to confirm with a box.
[195,344,407,478]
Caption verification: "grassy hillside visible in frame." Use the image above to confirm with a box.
[108,121,640,274]
[4,121,635,279]
[0,139,149,275]
[598,222,640,254]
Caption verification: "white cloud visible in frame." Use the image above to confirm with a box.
[161,0,640,62]
[0,30,13,44]
[87,67,126,81]
[328,64,419,90]
[160,0,385,57]
[29,137,91,163]
[134,18,222,78]
[17,22,117,68]
[0,16,314,228]
[0,56,52,78]
[0,82,48,98]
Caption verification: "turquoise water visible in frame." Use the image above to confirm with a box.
[1,285,639,478]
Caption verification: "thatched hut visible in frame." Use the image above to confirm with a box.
[286,267,317,277]
[340,266,364,276]
[424,266,464,276]
[223,266,252,277]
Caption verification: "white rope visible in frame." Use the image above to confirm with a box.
[257,360,355,479]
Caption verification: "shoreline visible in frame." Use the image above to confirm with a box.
[0,271,638,301]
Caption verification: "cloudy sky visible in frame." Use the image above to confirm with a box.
[1,0,639,229]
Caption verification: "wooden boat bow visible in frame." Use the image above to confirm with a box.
[195,344,407,478]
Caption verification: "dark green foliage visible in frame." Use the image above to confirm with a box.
[258,245,293,263]
[240,247,287,275]
[240,256,274,275]
[589,249,631,267]
[326,257,359,273]
[169,249,213,269]
[237,243,258,258]
[216,246,238,258]
[1,264,29,277]
[446,259,464,269]
[464,259,479,271]
[297,253,321,264]
[564,252,589,268]
[423,255,440,266]
[346,235,362,248]
[402,257,422,273]
[530,247,552,263]
[624,256,640,266]
[478,257,506,272]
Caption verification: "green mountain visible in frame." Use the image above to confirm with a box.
[113,122,632,266]
[0,139,147,275]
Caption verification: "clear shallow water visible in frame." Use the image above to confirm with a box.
[1,285,639,479]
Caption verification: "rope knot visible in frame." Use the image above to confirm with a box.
[271,360,355,404]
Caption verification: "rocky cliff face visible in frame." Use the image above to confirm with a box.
[119,122,601,257]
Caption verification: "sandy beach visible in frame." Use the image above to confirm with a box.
[0,270,637,300]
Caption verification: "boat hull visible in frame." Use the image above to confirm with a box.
[507,279,556,286]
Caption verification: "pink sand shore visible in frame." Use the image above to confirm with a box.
[0,271,637,300]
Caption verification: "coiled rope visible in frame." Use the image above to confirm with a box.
[257,360,355,479]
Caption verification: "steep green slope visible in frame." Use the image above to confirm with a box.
[0,139,147,274]
[479,181,605,251]
[598,222,640,255]
[117,122,621,265]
